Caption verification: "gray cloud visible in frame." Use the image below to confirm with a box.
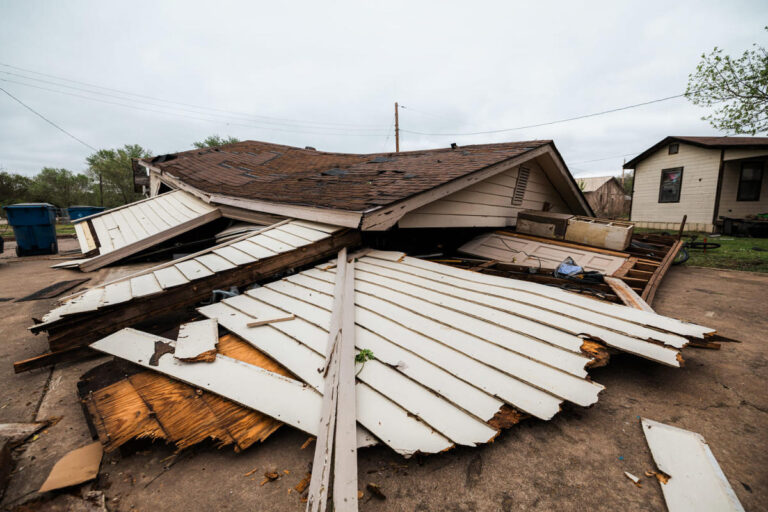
[1,0,766,178]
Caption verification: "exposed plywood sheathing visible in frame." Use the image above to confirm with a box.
[191,250,711,457]
[71,190,222,271]
[641,418,745,512]
[80,334,289,452]
[459,231,628,275]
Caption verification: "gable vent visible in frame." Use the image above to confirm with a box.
[511,166,530,206]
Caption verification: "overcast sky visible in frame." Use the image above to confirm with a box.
[1,1,766,178]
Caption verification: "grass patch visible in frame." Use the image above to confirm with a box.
[683,235,768,273]
[634,228,768,273]
[55,224,77,236]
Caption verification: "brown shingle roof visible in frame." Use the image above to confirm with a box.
[624,136,768,168]
[145,140,552,212]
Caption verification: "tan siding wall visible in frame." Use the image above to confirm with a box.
[716,160,768,219]
[630,143,720,225]
[398,160,568,228]
[723,148,768,161]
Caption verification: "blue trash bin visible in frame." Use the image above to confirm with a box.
[3,203,58,256]
[67,206,105,221]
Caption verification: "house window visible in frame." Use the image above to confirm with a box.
[658,167,683,203]
[737,162,763,201]
[668,143,679,155]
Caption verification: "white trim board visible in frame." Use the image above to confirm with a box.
[641,418,744,512]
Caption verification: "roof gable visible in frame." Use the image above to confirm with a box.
[624,136,768,169]
[141,139,592,229]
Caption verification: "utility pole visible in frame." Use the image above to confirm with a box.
[394,102,400,153]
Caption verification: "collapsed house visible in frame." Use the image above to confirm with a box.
[16,139,727,510]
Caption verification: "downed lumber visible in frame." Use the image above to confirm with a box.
[603,276,654,313]
[79,334,287,452]
[193,250,712,458]
[641,418,744,512]
[21,224,359,372]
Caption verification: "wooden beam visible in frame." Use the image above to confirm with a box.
[14,346,94,374]
[307,248,347,512]
[497,231,631,258]
[333,256,358,511]
[603,276,654,313]
[641,239,684,305]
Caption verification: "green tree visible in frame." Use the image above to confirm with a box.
[86,144,152,207]
[192,135,241,148]
[686,28,768,135]
[0,170,32,208]
[28,168,94,207]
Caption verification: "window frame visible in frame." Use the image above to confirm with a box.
[668,143,679,155]
[737,161,763,202]
[658,167,684,204]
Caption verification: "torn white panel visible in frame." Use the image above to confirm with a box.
[174,319,219,361]
[90,328,322,434]
[641,418,745,512]
[71,190,222,271]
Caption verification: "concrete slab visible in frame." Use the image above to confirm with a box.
[0,263,765,511]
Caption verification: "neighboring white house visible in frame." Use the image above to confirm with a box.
[623,136,768,232]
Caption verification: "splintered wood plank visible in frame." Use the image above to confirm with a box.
[213,246,257,265]
[334,253,357,509]
[84,379,165,451]
[130,273,162,298]
[128,372,237,450]
[175,259,215,281]
[81,334,288,453]
[90,328,322,434]
[641,418,745,512]
[175,319,219,362]
[604,276,655,313]
[307,248,347,512]
[153,266,189,289]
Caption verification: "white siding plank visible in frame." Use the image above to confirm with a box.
[175,259,214,281]
[153,266,189,289]
[130,273,163,298]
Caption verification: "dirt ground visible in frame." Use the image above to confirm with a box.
[0,250,766,511]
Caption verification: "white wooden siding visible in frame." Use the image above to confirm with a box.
[630,143,720,225]
[398,160,569,228]
[37,220,342,326]
[71,190,222,271]
[194,251,711,457]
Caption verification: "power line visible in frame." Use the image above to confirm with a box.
[0,85,96,151]
[0,62,383,130]
[400,94,686,136]
[568,152,640,165]
[0,79,391,138]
